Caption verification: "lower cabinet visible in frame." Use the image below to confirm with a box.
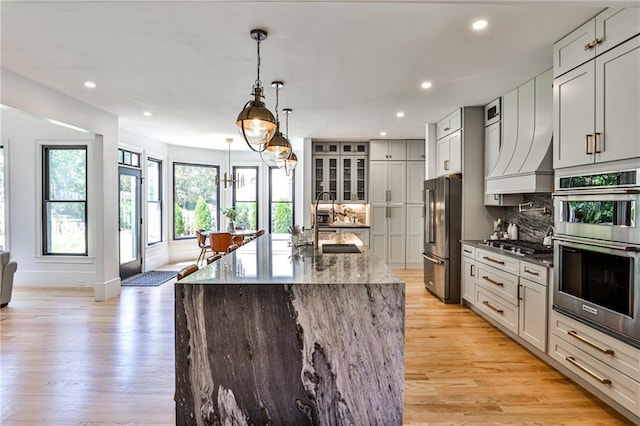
[549,309,640,416]
[370,204,406,268]
[467,246,549,353]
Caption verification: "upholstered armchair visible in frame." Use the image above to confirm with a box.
[0,251,17,308]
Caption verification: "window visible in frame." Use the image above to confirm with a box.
[173,163,219,238]
[232,166,258,230]
[269,166,295,234]
[147,158,162,244]
[43,146,87,255]
[0,145,5,250]
[118,148,140,167]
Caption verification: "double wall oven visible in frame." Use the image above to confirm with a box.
[553,169,640,348]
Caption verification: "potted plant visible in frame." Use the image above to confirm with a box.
[288,224,301,245]
[222,207,238,232]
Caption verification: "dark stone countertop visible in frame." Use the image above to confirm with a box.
[461,240,554,268]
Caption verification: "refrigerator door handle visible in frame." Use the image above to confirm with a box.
[426,189,435,243]
[423,253,444,265]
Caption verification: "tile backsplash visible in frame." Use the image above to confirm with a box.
[503,193,554,243]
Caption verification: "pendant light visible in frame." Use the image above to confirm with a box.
[282,108,298,176]
[261,81,292,167]
[219,138,244,189]
[236,29,277,151]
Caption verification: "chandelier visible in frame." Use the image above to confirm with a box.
[235,29,277,151]
[219,138,244,189]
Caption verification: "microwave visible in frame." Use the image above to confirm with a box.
[485,98,500,126]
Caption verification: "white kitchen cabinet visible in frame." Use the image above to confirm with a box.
[370,139,407,161]
[436,109,461,140]
[519,277,547,352]
[369,161,406,204]
[406,139,426,161]
[339,156,367,203]
[312,156,339,201]
[406,161,425,204]
[436,130,461,176]
[370,204,405,267]
[554,36,640,168]
[405,204,424,267]
[553,8,640,78]
[313,141,340,155]
[461,245,476,304]
[340,142,369,156]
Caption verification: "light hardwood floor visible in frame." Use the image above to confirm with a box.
[0,269,632,425]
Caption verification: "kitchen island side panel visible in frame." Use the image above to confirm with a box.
[175,282,405,426]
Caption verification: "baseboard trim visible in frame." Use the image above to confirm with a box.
[94,276,121,301]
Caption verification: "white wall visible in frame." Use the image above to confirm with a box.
[1,69,120,300]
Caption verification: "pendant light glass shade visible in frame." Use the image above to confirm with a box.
[262,129,292,166]
[236,29,277,151]
[284,151,298,175]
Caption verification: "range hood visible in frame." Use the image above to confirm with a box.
[486,69,553,194]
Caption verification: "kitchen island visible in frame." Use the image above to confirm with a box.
[175,233,405,425]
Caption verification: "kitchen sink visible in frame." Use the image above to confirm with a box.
[322,243,361,254]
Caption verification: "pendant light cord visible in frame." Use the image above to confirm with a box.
[255,37,261,88]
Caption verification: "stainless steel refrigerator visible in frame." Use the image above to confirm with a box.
[423,176,462,304]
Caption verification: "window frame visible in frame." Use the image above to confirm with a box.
[146,157,163,245]
[268,166,295,234]
[42,145,88,256]
[232,166,259,230]
[172,161,220,240]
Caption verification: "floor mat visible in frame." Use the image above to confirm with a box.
[121,270,177,287]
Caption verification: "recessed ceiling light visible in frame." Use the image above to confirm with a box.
[396,112,405,118]
[380,131,387,136]
[472,20,488,30]
[421,81,433,89]
[143,111,152,117]
[84,81,96,89]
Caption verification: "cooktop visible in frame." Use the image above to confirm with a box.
[482,239,554,256]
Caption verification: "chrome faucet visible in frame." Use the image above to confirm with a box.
[314,191,335,248]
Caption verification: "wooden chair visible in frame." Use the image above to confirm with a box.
[232,234,244,246]
[226,243,239,253]
[210,232,234,255]
[206,253,223,265]
[177,264,199,280]
[195,229,212,265]
[256,229,265,237]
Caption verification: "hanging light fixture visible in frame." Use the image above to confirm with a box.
[282,108,298,176]
[236,29,277,151]
[219,138,244,189]
[261,80,292,167]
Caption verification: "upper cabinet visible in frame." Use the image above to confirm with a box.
[406,139,426,161]
[553,9,640,169]
[436,109,461,140]
[312,141,368,203]
[553,8,640,78]
[370,139,407,161]
[436,130,462,176]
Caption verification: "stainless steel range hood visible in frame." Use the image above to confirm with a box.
[486,69,553,194]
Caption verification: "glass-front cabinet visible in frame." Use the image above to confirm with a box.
[312,141,368,203]
[340,156,367,203]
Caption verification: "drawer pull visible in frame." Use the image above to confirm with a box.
[565,356,612,385]
[464,249,472,254]
[444,126,450,131]
[482,300,504,314]
[482,276,504,287]
[567,330,615,355]
[523,268,539,276]
[482,256,505,265]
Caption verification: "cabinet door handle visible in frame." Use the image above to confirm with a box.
[482,276,504,287]
[482,256,505,265]
[567,330,615,355]
[482,300,504,314]
[444,160,450,170]
[518,284,523,302]
[470,264,475,277]
[523,268,539,276]
[585,134,593,154]
[386,206,390,218]
[565,356,612,385]
[593,132,602,153]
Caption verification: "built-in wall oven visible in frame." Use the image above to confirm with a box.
[553,169,640,348]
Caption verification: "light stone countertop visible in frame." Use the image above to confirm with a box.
[178,233,403,285]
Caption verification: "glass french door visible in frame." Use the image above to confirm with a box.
[119,166,142,279]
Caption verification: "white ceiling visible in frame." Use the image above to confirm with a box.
[0,1,623,151]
